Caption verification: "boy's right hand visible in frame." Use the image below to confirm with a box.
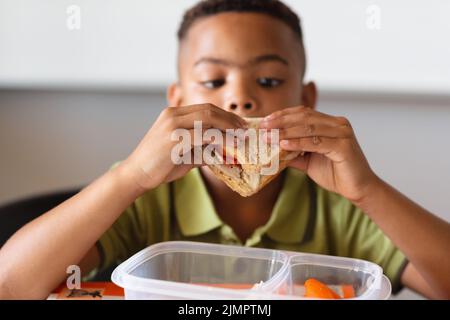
[119,103,246,193]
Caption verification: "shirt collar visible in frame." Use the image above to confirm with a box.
[174,168,312,244]
[174,168,223,236]
[264,169,312,244]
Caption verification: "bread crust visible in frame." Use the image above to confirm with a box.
[207,117,300,197]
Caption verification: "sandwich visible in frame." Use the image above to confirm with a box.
[207,117,300,197]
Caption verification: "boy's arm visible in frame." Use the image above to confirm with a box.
[402,263,437,299]
[0,104,246,300]
[262,106,450,299]
[0,164,143,299]
[356,178,450,299]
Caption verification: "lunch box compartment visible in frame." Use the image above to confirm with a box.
[112,241,391,300]
[112,241,289,299]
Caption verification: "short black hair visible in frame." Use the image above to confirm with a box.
[177,0,306,79]
[178,0,303,42]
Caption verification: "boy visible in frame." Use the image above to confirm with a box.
[0,0,449,299]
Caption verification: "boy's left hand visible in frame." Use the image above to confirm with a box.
[260,106,379,203]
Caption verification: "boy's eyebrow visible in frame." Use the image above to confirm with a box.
[194,54,289,68]
[250,54,289,66]
[194,57,232,67]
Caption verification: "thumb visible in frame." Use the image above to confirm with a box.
[287,153,310,172]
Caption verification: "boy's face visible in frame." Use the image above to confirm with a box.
[169,12,316,117]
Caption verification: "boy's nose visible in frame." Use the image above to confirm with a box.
[225,100,256,116]
[224,78,258,116]
[229,102,253,111]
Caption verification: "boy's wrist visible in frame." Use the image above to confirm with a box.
[111,161,150,198]
[351,175,387,215]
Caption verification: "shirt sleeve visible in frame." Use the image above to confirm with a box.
[336,199,409,294]
[93,180,171,276]
[96,200,148,273]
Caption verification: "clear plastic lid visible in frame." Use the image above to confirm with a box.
[112,241,289,299]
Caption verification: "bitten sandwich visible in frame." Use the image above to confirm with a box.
[207,117,300,197]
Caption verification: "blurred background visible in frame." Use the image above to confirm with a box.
[0,0,449,299]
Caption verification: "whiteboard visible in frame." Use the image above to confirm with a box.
[0,0,449,93]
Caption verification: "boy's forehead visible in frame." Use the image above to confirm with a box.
[178,12,304,71]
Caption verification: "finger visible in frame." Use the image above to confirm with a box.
[165,104,247,128]
[263,106,307,121]
[212,107,248,128]
[198,104,247,128]
[171,128,227,147]
[271,123,353,141]
[176,108,246,131]
[174,104,247,128]
[287,152,311,172]
[170,133,220,167]
[187,128,216,146]
[172,148,207,167]
[168,103,217,116]
[261,109,347,131]
[280,137,348,162]
[263,105,342,125]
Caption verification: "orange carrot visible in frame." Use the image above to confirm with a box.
[341,285,356,299]
[304,278,341,299]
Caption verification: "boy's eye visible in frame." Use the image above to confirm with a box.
[201,79,225,89]
[257,78,284,88]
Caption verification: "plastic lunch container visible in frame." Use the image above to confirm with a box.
[272,252,392,300]
[111,241,391,300]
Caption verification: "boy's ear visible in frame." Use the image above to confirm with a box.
[301,81,317,110]
[167,82,182,107]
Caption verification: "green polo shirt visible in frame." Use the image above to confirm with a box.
[96,168,408,292]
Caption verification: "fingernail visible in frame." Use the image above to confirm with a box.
[280,140,289,147]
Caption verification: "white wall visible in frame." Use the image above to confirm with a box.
[1,0,449,93]
[0,90,164,201]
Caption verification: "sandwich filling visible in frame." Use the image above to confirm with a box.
[207,117,300,197]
